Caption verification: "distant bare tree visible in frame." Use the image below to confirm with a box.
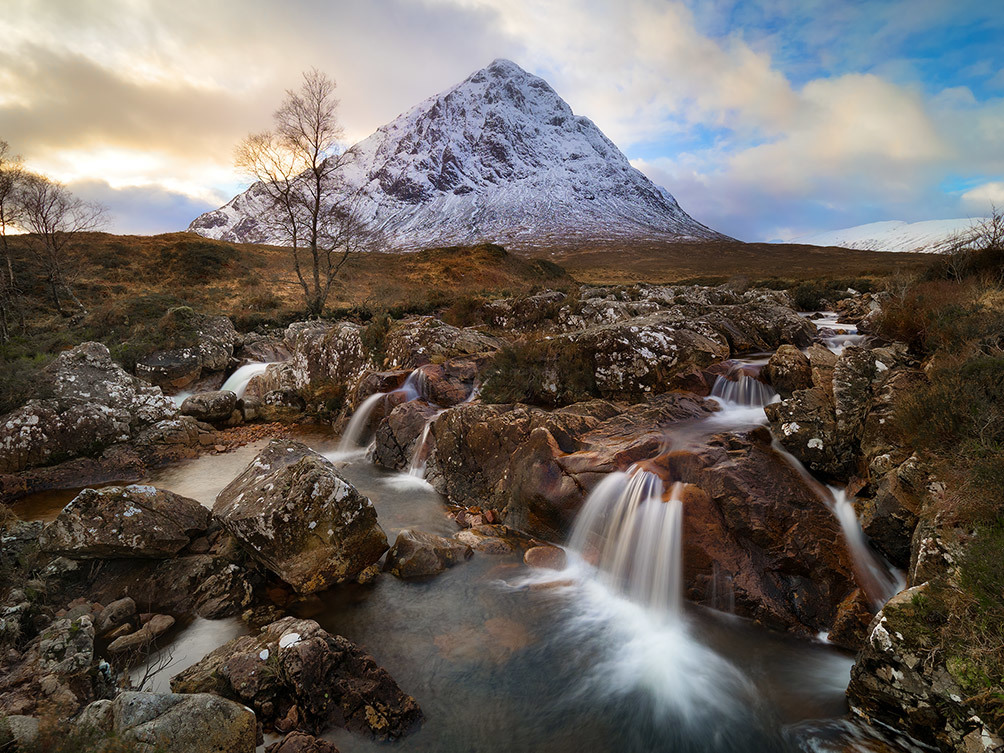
[18,174,105,316]
[0,141,25,340]
[236,69,375,317]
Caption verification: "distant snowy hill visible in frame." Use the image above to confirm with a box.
[795,218,985,254]
[189,59,726,251]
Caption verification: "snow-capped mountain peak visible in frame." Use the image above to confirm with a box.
[795,218,988,254]
[189,59,725,250]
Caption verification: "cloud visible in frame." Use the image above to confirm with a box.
[961,182,1004,213]
[67,179,217,235]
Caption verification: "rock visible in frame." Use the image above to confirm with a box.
[38,616,95,675]
[136,311,240,390]
[847,585,1003,752]
[94,597,136,636]
[385,530,472,578]
[77,691,257,753]
[426,402,601,513]
[181,390,239,424]
[372,400,440,471]
[765,387,850,481]
[106,614,175,653]
[0,715,39,748]
[40,485,210,559]
[504,393,713,539]
[171,617,423,740]
[828,589,875,650]
[523,545,566,570]
[454,524,526,554]
[383,316,503,368]
[418,357,487,407]
[480,290,567,330]
[0,342,177,474]
[858,455,926,568]
[764,345,812,397]
[661,429,859,636]
[214,440,388,593]
[268,731,340,753]
[285,320,370,391]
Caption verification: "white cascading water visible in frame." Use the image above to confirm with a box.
[398,367,428,402]
[407,415,443,479]
[220,362,273,399]
[828,487,901,608]
[568,468,686,619]
[710,372,777,409]
[335,391,387,454]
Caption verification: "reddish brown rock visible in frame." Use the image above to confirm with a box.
[523,545,567,570]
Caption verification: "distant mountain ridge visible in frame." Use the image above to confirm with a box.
[189,58,726,251]
[795,218,987,254]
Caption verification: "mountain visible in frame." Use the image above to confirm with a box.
[189,59,726,251]
[795,218,985,254]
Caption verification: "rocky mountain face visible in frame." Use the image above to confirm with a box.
[189,59,725,251]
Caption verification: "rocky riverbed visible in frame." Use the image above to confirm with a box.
[1,282,999,752]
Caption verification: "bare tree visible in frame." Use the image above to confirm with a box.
[18,174,105,316]
[236,69,374,317]
[0,141,25,340]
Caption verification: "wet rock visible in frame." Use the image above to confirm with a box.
[383,316,503,368]
[268,731,340,753]
[136,312,240,390]
[523,545,566,570]
[662,429,859,636]
[106,614,175,653]
[351,369,410,406]
[504,393,713,539]
[94,597,136,636]
[847,585,1003,752]
[215,440,388,593]
[828,589,875,650]
[764,345,812,397]
[40,485,210,559]
[0,342,177,474]
[77,691,257,753]
[858,456,927,568]
[426,402,600,512]
[181,390,239,425]
[385,529,472,578]
[372,400,439,472]
[454,524,527,554]
[171,617,423,740]
[419,357,487,406]
[765,387,850,481]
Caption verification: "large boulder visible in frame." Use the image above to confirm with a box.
[214,441,388,592]
[661,428,860,638]
[847,585,1003,752]
[171,617,423,740]
[764,345,812,397]
[39,485,210,559]
[764,387,850,480]
[136,311,240,390]
[0,342,177,474]
[76,692,257,753]
[383,317,503,368]
[285,320,370,390]
[426,402,601,512]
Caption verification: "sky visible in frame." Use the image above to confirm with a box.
[0,0,1002,242]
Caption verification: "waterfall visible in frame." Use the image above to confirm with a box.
[710,373,777,409]
[569,468,686,620]
[399,367,428,402]
[336,391,387,453]
[406,412,444,479]
[828,487,901,608]
[220,362,273,399]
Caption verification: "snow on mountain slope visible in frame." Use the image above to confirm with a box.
[795,218,985,254]
[189,59,726,251]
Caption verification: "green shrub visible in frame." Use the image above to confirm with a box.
[480,338,597,408]
[360,314,392,365]
[0,350,53,415]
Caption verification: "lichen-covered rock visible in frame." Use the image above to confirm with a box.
[847,585,1003,752]
[180,390,239,424]
[858,455,927,568]
[285,320,370,390]
[77,692,257,753]
[481,290,567,329]
[385,529,471,578]
[0,342,177,474]
[764,345,812,397]
[765,387,850,480]
[136,312,240,390]
[40,485,210,559]
[171,617,423,740]
[267,731,340,753]
[214,441,388,593]
[383,316,503,368]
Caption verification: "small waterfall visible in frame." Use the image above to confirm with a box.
[569,468,687,619]
[709,562,735,614]
[710,373,777,408]
[406,413,443,479]
[220,362,273,399]
[336,391,387,453]
[398,368,428,402]
[828,487,901,608]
